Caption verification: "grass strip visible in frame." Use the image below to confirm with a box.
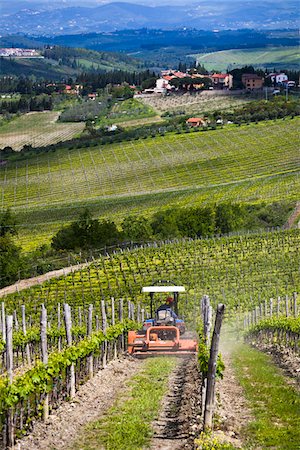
[71,356,178,450]
[232,344,300,449]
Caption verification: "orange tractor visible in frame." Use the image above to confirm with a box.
[128,281,197,356]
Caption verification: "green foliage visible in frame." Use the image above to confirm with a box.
[0,209,17,237]
[0,209,22,288]
[0,320,135,412]
[232,344,300,449]
[195,431,238,449]
[197,324,225,379]
[216,203,246,234]
[51,209,120,250]
[121,215,153,241]
[245,316,300,336]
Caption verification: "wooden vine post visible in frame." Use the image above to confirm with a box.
[63,303,75,398]
[87,304,93,379]
[40,305,49,421]
[119,298,124,351]
[201,295,212,417]
[21,305,31,365]
[111,298,117,358]
[6,315,14,447]
[101,300,107,368]
[204,303,225,430]
[293,292,297,317]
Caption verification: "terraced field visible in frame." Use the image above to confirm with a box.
[1,118,299,250]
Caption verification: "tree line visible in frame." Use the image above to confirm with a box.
[0,94,53,114]
[51,201,290,251]
[0,201,291,288]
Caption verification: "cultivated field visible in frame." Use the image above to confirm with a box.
[1,228,299,449]
[1,118,299,250]
[140,91,255,114]
[0,111,85,150]
[192,46,300,71]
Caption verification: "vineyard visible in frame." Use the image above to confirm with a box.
[2,229,299,316]
[0,228,299,447]
[0,111,84,151]
[141,90,254,114]
[1,118,299,250]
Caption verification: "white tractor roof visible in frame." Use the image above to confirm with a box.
[142,286,185,293]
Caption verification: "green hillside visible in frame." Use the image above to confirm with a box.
[0,46,140,80]
[193,46,300,71]
[1,118,299,250]
[3,229,300,318]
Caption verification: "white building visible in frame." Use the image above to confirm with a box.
[270,73,288,84]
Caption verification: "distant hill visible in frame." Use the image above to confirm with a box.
[1,1,299,35]
[0,46,141,79]
[1,29,298,70]
[193,46,300,72]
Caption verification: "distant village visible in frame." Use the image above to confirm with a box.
[142,69,296,95]
[0,48,42,58]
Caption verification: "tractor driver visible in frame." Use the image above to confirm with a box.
[156,296,177,319]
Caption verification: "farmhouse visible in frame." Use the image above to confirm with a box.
[186,117,206,127]
[210,73,233,89]
[155,78,173,93]
[242,73,264,90]
[268,73,288,85]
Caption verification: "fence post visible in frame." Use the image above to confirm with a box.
[293,292,297,317]
[57,303,61,352]
[87,304,93,379]
[63,304,75,398]
[21,305,31,365]
[101,300,107,368]
[119,298,124,351]
[40,305,49,421]
[201,295,211,418]
[2,302,6,342]
[204,304,225,430]
[127,300,131,320]
[269,298,273,318]
[285,295,289,317]
[277,296,281,316]
[6,315,14,447]
[111,298,117,358]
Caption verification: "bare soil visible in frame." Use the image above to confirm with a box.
[15,357,143,450]
[150,355,202,450]
[214,343,253,448]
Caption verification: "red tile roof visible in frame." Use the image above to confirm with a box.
[186,117,205,122]
[211,73,228,79]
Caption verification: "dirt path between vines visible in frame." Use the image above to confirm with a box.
[213,336,253,448]
[0,263,89,298]
[15,357,143,450]
[150,355,202,450]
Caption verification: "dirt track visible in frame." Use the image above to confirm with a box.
[0,262,89,298]
[150,355,201,450]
